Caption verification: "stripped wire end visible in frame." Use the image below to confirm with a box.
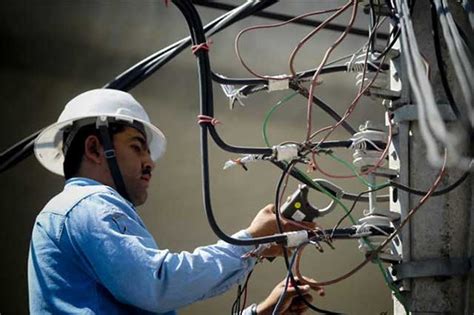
[219,81,248,109]
[223,154,268,170]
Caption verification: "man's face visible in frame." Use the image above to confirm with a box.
[112,127,155,206]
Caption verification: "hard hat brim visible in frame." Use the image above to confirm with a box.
[34,114,166,176]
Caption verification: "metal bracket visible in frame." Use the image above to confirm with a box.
[392,104,457,123]
[391,256,474,280]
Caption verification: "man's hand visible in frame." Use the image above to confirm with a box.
[245,204,315,257]
[256,278,314,315]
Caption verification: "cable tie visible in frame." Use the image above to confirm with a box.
[197,115,222,126]
[191,40,212,55]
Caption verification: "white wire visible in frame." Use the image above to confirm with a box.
[436,0,474,125]
[395,0,461,167]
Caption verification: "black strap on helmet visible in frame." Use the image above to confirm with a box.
[96,116,131,203]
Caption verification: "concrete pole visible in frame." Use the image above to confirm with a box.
[390,1,473,314]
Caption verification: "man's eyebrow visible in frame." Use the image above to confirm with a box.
[130,136,147,146]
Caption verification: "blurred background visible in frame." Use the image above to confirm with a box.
[0,1,392,314]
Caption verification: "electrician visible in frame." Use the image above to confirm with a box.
[28,89,313,314]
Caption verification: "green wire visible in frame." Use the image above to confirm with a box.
[326,152,376,188]
[262,92,408,313]
[262,91,299,147]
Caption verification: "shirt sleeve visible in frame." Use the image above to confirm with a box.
[65,194,257,313]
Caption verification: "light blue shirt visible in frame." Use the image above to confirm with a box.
[28,177,257,314]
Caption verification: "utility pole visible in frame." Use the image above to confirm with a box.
[390,1,473,314]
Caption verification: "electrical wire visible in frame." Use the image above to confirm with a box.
[389,170,470,196]
[235,7,343,80]
[295,150,448,289]
[274,161,340,315]
[330,184,390,238]
[232,269,254,315]
[0,130,42,174]
[193,0,390,40]
[172,0,289,246]
[303,0,357,148]
[433,0,473,124]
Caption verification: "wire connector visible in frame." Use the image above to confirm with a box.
[272,144,299,161]
[268,75,289,92]
[285,230,309,248]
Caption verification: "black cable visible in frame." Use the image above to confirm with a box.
[106,0,279,91]
[231,269,254,315]
[274,161,341,314]
[270,160,389,202]
[0,137,37,174]
[289,82,357,135]
[0,130,42,173]
[375,27,400,60]
[330,184,390,238]
[173,0,287,246]
[211,64,349,86]
[389,170,470,196]
[192,0,390,40]
[0,0,281,174]
[330,170,470,236]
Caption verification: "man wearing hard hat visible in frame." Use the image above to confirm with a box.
[28,89,313,314]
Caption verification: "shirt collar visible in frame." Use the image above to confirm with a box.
[65,177,135,208]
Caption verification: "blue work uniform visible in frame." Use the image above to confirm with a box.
[28,177,257,314]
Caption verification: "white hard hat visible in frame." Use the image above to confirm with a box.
[34,89,166,176]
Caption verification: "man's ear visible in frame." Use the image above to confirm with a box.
[83,135,103,164]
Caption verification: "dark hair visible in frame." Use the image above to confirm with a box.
[63,124,126,179]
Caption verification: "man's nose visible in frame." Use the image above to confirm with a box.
[143,153,155,172]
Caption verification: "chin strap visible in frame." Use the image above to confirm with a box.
[96,116,131,203]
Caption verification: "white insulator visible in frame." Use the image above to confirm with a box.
[353,150,386,168]
[351,129,387,168]
[356,215,400,261]
[355,72,389,89]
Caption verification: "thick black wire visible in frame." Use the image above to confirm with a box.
[274,161,341,314]
[330,184,390,238]
[330,170,470,236]
[105,0,279,91]
[289,82,357,135]
[0,138,37,173]
[0,1,281,174]
[0,130,42,173]
[389,170,470,196]
[192,0,390,40]
[211,65,349,86]
[174,0,288,246]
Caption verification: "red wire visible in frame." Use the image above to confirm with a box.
[234,7,342,80]
[288,0,354,78]
[294,151,448,288]
[304,0,358,145]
